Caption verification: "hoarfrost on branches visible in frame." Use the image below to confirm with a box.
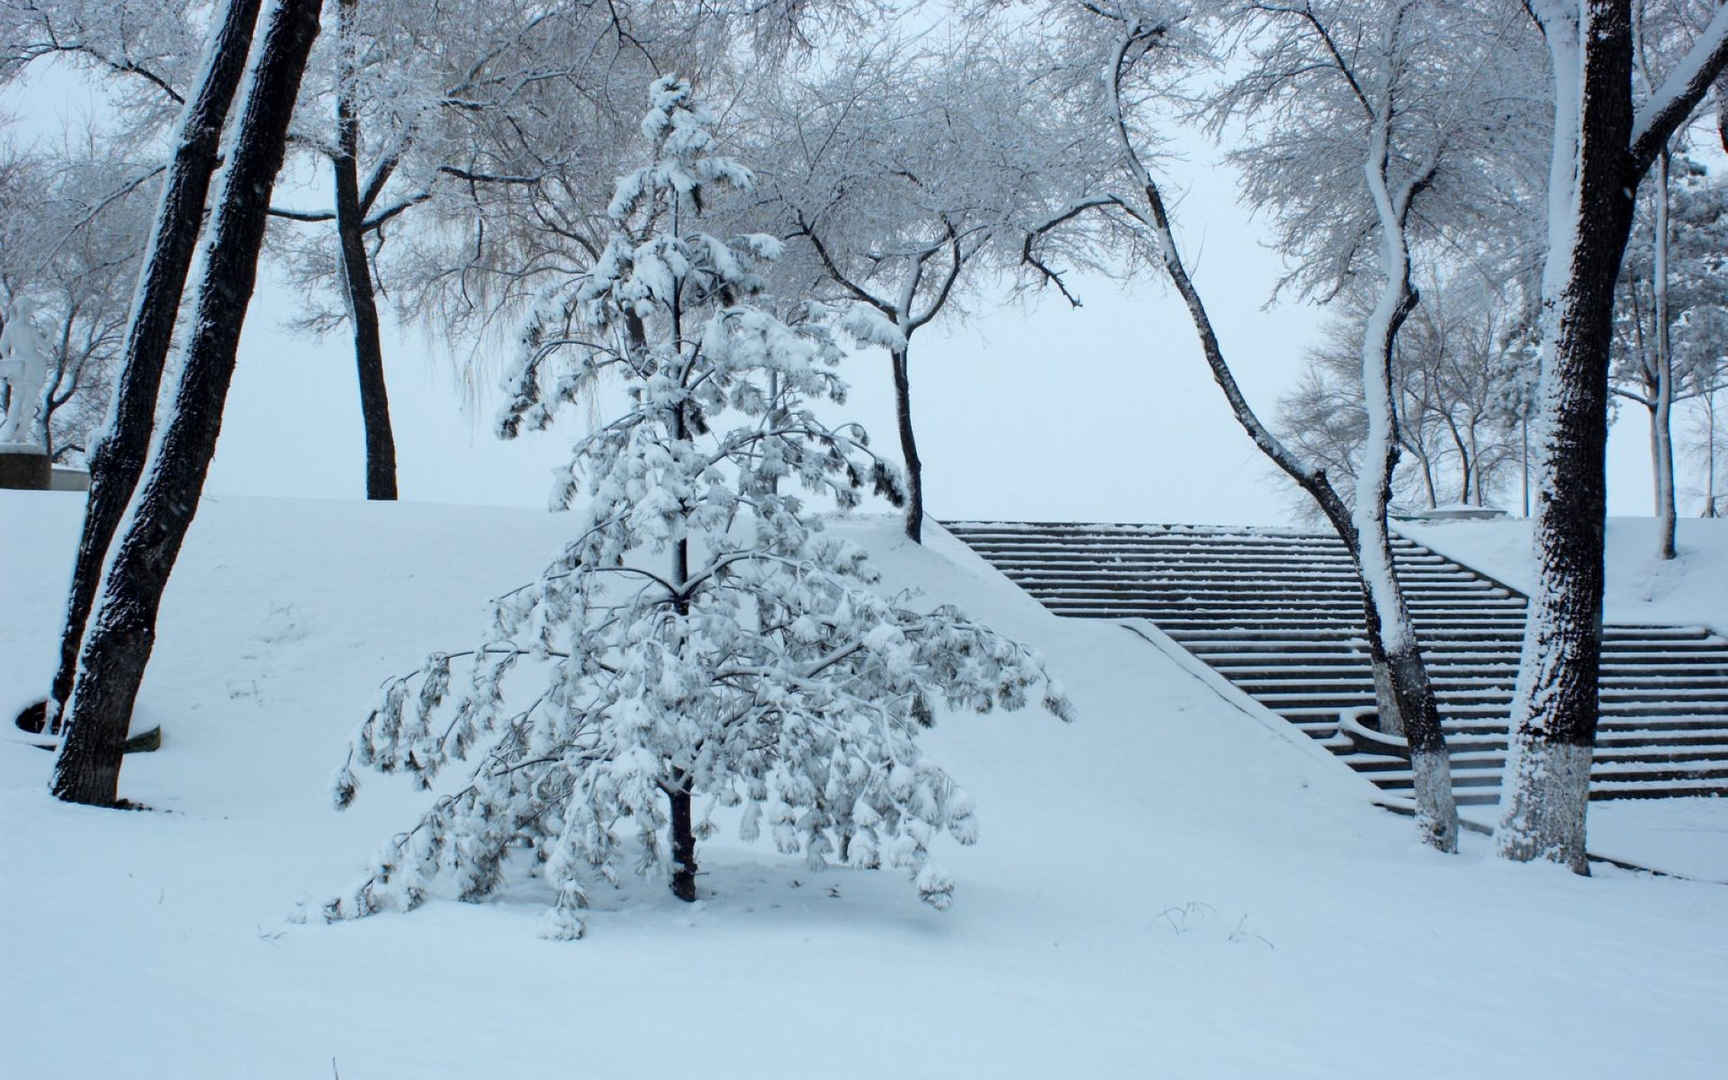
[331,77,1072,937]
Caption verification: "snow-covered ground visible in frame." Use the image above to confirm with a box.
[4,492,1726,1078]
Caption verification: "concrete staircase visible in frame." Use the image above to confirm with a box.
[945,521,1728,806]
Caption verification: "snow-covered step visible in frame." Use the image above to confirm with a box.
[1431,727,1728,752]
[1003,576,1511,598]
[1364,759,1728,795]
[1141,619,1527,635]
[946,520,1728,803]
[999,557,1477,572]
[1013,585,1525,604]
[1228,671,1728,692]
[1155,625,1519,642]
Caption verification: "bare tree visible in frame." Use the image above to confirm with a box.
[1029,0,1543,850]
[0,148,154,465]
[0,0,193,139]
[266,0,650,499]
[2,0,655,501]
[25,0,264,738]
[1495,0,1728,871]
[1610,146,1728,550]
[52,0,323,806]
[750,25,1121,542]
[1278,273,1530,515]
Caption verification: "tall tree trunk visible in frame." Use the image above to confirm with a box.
[333,0,396,501]
[1355,166,1457,851]
[1468,428,1484,505]
[891,346,923,543]
[1497,2,1640,872]
[1647,401,1662,510]
[1349,58,1457,851]
[1652,148,1677,559]
[1707,391,1719,517]
[667,320,698,902]
[1521,412,1531,518]
[1104,23,1455,848]
[1140,171,1456,850]
[36,0,263,734]
[50,0,324,807]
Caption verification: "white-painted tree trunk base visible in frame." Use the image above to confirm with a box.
[1410,747,1459,853]
[1495,741,1593,872]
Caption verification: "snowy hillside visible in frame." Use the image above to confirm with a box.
[1400,516,1728,631]
[3,492,1726,1079]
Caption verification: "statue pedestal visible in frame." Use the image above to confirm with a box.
[0,444,50,490]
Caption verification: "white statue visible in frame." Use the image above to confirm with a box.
[0,301,50,449]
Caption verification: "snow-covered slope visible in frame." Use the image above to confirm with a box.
[1400,515,1728,631]
[3,493,1725,1079]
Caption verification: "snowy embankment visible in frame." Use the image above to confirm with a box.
[3,492,1725,1079]
[1399,515,1728,631]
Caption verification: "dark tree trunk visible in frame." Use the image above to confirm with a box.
[666,337,699,902]
[1497,2,1640,872]
[38,0,263,733]
[668,533,697,900]
[891,347,923,543]
[668,770,697,903]
[334,0,397,501]
[1417,452,1438,509]
[51,0,324,807]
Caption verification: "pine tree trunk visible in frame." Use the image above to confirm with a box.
[38,0,263,733]
[667,360,698,901]
[668,770,697,903]
[668,525,698,900]
[1497,2,1640,872]
[891,347,923,543]
[50,0,324,807]
[334,0,397,501]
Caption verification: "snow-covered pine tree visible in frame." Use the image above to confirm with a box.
[327,76,1072,938]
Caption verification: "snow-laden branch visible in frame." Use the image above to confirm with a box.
[1102,25,1351,533]
[1020,196,1126,307]
[1631,6,1728,172]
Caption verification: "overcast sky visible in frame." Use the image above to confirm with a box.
[7,54,1678,530]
